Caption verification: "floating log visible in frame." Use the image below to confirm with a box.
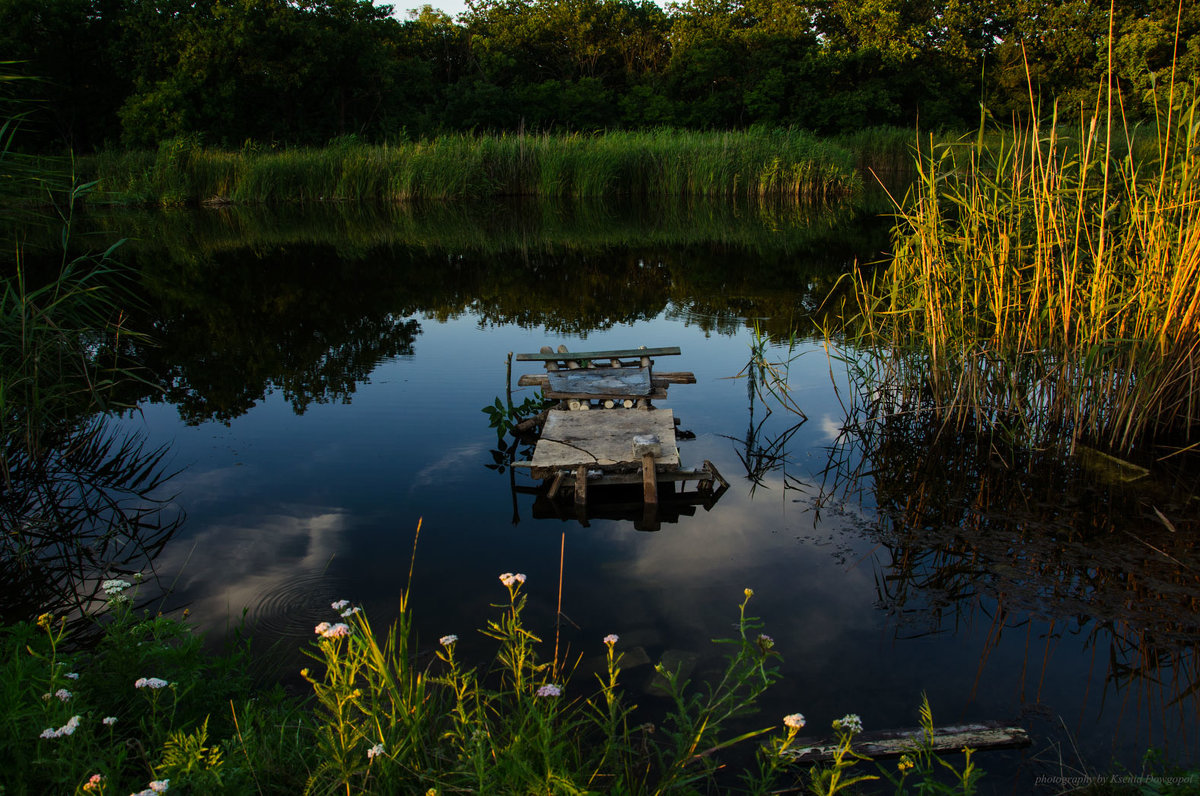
[782,722,1031,763]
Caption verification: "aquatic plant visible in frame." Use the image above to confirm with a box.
[850,56,1200,453]
[76,128,861,206]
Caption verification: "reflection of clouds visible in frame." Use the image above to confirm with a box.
[584,471,877,650]
[156,507,348,636]
[410,443,489,490]
[818,414,843,443]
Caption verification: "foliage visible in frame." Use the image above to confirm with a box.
[72,128,862,205]
[2,0,1196,152]
[0,567,1005,795]
[483,393,549,438]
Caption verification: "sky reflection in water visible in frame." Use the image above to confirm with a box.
[90,202,1200,788]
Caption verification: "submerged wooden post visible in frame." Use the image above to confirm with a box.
[633,435,661,506]
[574,464,588,506]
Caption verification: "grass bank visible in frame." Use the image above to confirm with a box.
[76,129,862,206]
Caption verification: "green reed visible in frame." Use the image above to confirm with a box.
[851,85,1200,453]
[76,128,861,205]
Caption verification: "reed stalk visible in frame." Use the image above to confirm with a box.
[851,73,1200,453]
[75,128,861,206]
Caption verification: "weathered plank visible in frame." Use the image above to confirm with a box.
[529,409,680,469]
[782,723,1031,763]
[518,372,696,388]
[547,366,653,397]
[516,346,681,361]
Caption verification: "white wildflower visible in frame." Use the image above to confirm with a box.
[834,713,863,734]
[603,634,619,646]
[536,683,562,698]
[439,634,458,646]
[499,572,527,588]
[783,713,806,729]
[331,599,350,611]
[367,743,385,759]
[134,677,170,689]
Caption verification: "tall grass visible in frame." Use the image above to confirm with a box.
[850,81,1200,453]
[1,565,991,795]
[77,128,861,206]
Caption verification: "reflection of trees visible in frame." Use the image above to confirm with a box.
[818,376,1200,744]
[127,245,423,424]
[42,198,891,424]
[1,419,183,627]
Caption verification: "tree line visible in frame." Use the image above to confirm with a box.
[1,0,1196,152]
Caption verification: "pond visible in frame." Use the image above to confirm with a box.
[21,197,1200,789]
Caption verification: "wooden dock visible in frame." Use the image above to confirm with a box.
[512,345,726,529]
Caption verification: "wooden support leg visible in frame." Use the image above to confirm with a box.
[547,471,565,499]
[574,465,588,506]
[642,453,658,505]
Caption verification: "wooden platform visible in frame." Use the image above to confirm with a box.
[511,345,721,528]
[525,409,680,472]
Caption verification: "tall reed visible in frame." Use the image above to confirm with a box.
[77,128,860,205]
[851,81,1200,453]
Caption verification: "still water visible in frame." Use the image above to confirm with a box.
[55,199,1200,788]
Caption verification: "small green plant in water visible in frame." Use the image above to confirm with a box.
[482,394,549,439]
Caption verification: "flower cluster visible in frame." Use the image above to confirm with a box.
[535,683,562,698]
[499,572,527,588]
[783,713,806,730]
[833,713,863,734]
[439,634,458,646]
[102,579,133,604]
[54,688,73,702]
[39,715,81,739]
[367,743,385,760]
[102,716,118,726]
[315,622,350,639]
[603,634,619,646]
[131,780,170,795]
[83,773,104,792]
[135,677,170,690]
[331,599,361,618]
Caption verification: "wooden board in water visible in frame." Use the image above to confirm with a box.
[546,366,652,396]
[530,409,680,469]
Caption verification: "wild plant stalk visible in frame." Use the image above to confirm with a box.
[850,73,1200,453]
[76,128,861,206]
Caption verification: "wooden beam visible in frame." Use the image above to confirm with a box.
[782,723,1030,763]
[574,465,588,506]
[516,347,681,361]
[642,454,658,505]
[518,372,696,387]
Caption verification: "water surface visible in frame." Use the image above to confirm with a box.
[49,198,1200,788]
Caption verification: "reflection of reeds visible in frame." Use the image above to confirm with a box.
[1,419,183,627]
[816,380,1200,756]
[853,87,1200,452]
[80,129,861,205]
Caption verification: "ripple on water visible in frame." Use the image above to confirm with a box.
[249,571,348,641]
